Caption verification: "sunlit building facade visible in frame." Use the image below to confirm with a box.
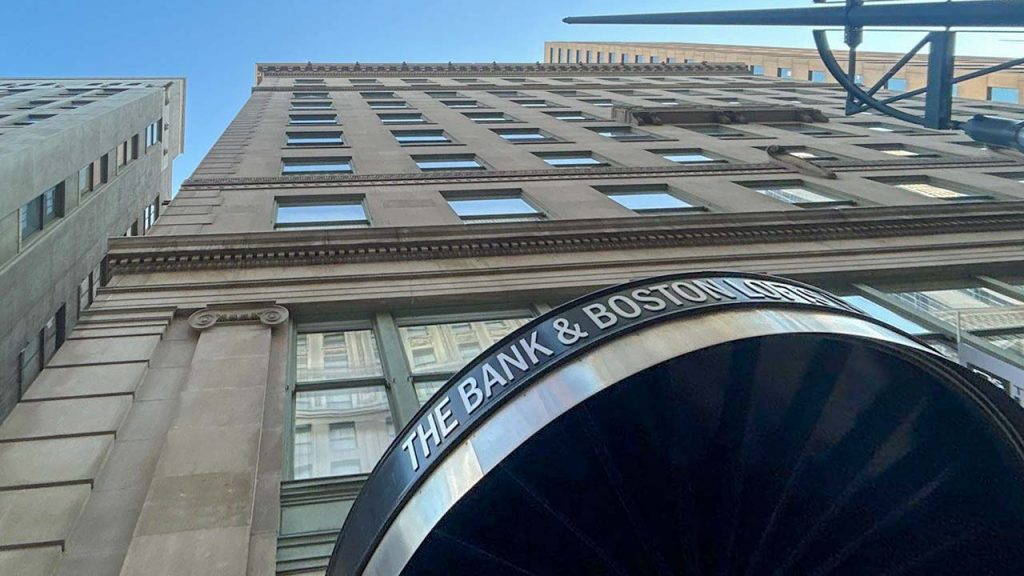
[0,61,1023,575]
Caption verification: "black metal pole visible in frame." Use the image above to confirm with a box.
[564,1,1024,28]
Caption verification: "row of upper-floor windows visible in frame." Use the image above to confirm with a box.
[271,172,1024,230]
[279,120,972,152]
[285,275,1024,480]
[14,118,160,250]
[287,76,766,88]
[278,86,1023,116]
[286,74,1021,105]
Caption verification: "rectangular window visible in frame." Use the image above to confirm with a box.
[852,122,931,135]
[288,114,338,125]
[19,195,43,240]
[586,50,592,63]
[294,78,325,85]
[143,198,158,233]
[888,286,1024,328]
[646,98,681,106]
[442,100,483,109]
[988,87,1020,104]
[414,155,484,171]
[116,140,127,168]
[291,101,332,109]
[751,65,765,76]
[777,68,792,78]
[599,185,702,215]
[589,126,657,142]
[493,128,557,143]
[359,91,398,99]
[840,295,931,336]
[446,193,543,224]
[544,110,596,122]
[579,98,616,107]
[747,181,853,208]
[286,131,344,146]
[770,123,851,137]
[859,144,939,158]
[378,113,427,124]
[293,92,329,99]
[427,91,463,99]
[296,329,383,383]
[399,318,531,376]
[779,147,840,161]
[656,149,727,165]
[19,183,64,242]
[685,124,754,139]
[535,151,608,167]
[512,99,554,108]
[489,91,522,98]
[393,130,451,145]
[79,163,94,195]
[649,56,660,64]
[367,101,410,109]
[131,134,139,160]
[465,112,516,123]
[281,157,352,174]
[349,79,380,85]
[887,78,907,92]
[882,178,989,201]
[292,385,393,479]
[808,70,827,83]
[276,199,368,229]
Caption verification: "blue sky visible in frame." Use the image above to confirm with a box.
[2,0,1020,194]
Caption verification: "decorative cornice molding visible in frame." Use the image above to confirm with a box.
[109,202,1024,275]
[187,303,289,331]
[179,158,1020,190]
[255,62,749,79]
[251,80,811,93]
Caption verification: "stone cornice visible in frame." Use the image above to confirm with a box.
[255,62,749,79]
[107,202,1024,275]
[251,80,812,93]
[180,157,1021,190]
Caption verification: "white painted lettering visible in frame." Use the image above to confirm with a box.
[458,377,483,413]
[648,283,684,306]
[481,363,508,397]
[401,432,420,471]
[584,303,617,329]
[632,288,667,311]
[672,281,709,303]
[433,396,459,438]
[608,295,643,318]
[519,331,554,364]
[416,413,441,459]
[496,346,529,380]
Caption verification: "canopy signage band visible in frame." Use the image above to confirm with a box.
[399,274,857,474]
[330,272,875,575]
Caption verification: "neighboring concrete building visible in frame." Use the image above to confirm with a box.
[0,77,184,422]
[1,62,1024,575]
[544,41,1024,105]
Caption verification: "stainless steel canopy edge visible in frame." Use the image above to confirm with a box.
[326,271,1024,576]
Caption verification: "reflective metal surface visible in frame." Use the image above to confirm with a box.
[364,307,944,575]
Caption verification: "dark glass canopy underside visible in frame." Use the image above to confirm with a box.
[403,334,1024,575]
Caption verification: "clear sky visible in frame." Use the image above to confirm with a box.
[2,0,1020,194]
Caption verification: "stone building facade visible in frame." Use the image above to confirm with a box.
[0,77,185,422]
[545,41,1024,105]
[1,62,1023,575]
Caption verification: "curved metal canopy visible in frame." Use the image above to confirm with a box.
[328,272,1024,575]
